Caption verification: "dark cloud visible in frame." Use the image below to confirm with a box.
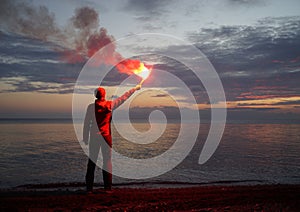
[238,99,300,106]
[4,78,75,94]
[227,0,266,6]
[0,31,82,93]
[151,94,169,98]
[123,0,174,24]
[124,0,171,13]
[188,16,300,101]
[227,107,277,111]
[139,22,164,31]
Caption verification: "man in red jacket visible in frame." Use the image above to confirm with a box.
[83,84,141,192]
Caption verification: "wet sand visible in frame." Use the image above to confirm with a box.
[1,184,299,211]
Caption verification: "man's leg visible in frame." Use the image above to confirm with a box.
[102,169,112,190]
[85,136,100,192]
[101,135,112,190]
[85,159,96,192]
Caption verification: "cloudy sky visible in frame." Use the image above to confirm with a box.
[0,0,299,120]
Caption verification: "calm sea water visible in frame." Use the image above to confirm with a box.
[0,120,299,189]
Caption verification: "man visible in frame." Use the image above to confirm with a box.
[83,84,141,192]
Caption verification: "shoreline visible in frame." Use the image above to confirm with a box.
[2,179,268,190]
[1,184,299,211]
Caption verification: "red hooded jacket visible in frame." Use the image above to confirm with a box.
[83,88,136,142]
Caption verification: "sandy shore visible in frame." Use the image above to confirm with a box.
[1,184,299,211]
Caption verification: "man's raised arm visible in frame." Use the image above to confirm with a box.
[112,84,141,110]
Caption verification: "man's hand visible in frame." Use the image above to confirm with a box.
[135,84,141,90]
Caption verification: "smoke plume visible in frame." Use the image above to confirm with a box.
[0,1,116,62]
[63,6,117,63]
[0,0,61,41]
[0,0,146,74]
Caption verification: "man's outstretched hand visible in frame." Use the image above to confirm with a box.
[135,84,141,90]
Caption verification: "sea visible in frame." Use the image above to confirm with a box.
[0,119,299,190]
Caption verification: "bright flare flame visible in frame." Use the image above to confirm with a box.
[116,59,152,83]
[133,63,151,80]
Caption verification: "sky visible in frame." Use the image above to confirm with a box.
[0,0,299,121]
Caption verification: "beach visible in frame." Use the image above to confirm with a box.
[1,184,299,211]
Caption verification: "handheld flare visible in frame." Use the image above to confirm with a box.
[134,63,151,82]
[138,79,145,86]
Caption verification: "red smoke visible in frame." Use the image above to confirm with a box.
[86,28,115,58]
[66,7,117,64]
[61,50,86,64]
